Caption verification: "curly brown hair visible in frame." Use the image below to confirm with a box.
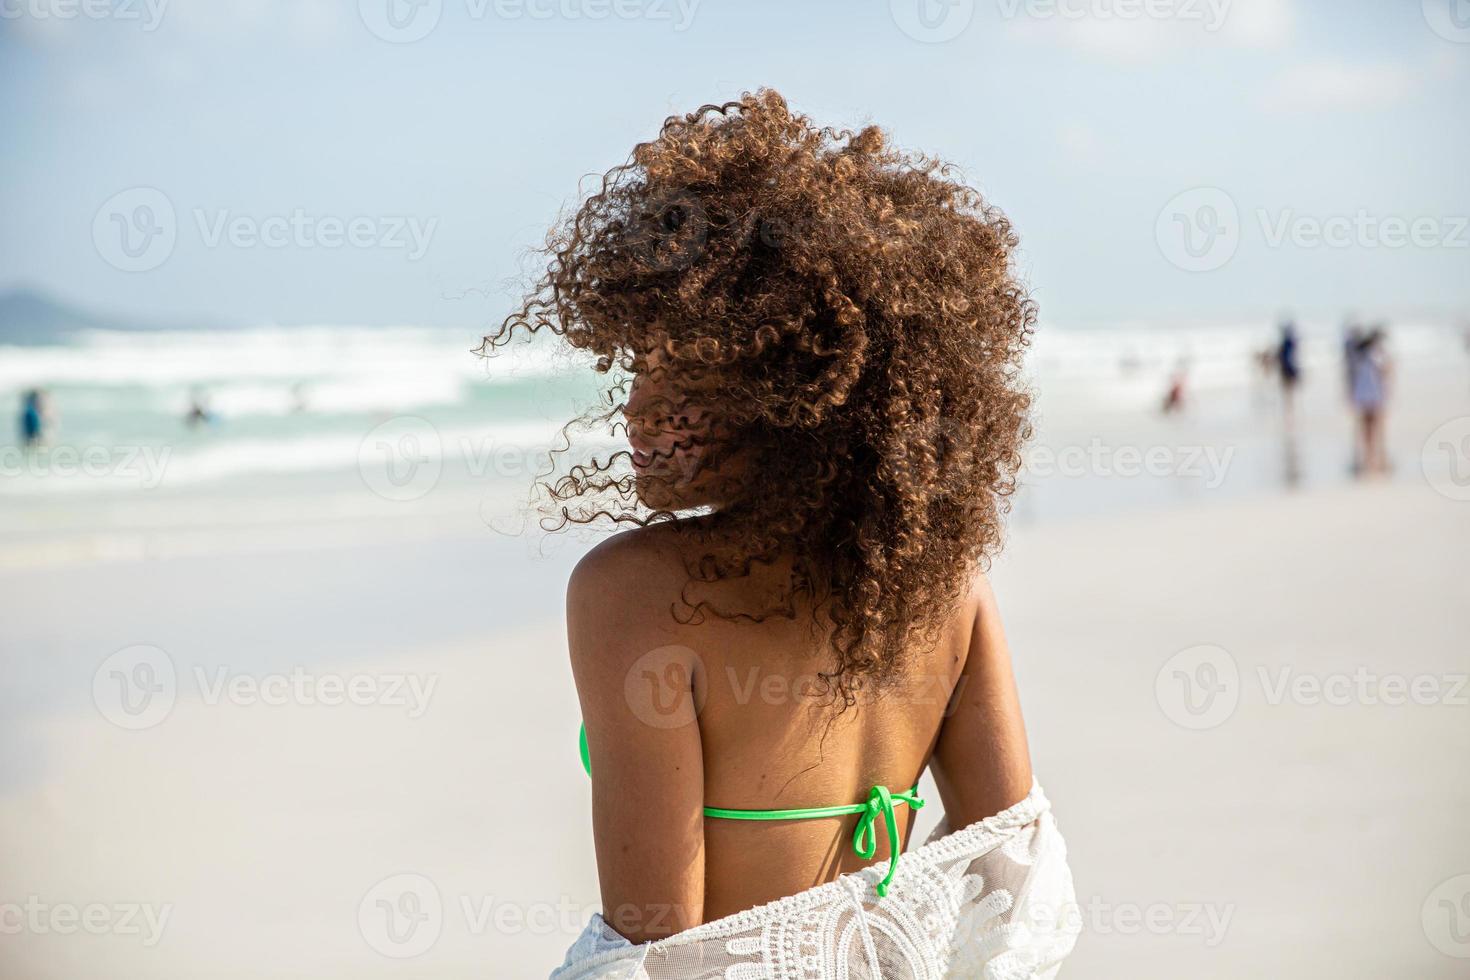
[481,89,1034,705]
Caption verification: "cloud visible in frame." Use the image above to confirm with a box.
[1057,120,1104,163]
[1216,0,1295,48]
[999,0,1296,64]
[1267,61,1418,113]
[1,0,347,47]
[163,0,349,43]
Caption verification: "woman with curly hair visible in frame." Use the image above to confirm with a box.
[484,89,1077,978]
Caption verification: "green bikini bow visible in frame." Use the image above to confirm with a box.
[852,784,926,898]
[579,724,924,899]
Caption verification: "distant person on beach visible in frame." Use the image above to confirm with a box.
[1347,327,1391,476]
[1276,321,1301,422]
[290,382,310,414]
[1342,322,1363,396]
[1161,359,1188,414]
[185,387,214,429]
[19,388,47,447]
[486,91,1077,975]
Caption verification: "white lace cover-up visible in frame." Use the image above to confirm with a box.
[550,783,1078,979]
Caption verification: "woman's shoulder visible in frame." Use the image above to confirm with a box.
[568,523,691,606]
[565,523,702,674]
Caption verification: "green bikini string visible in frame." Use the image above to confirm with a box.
[578,724,924,899]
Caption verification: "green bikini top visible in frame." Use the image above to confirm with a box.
[578,724,924,898]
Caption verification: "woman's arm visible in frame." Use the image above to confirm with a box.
[929,575,1034,827]
[566,532,706,943]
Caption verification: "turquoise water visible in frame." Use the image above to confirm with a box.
[3,319,1464,510]
[1,326,605,495]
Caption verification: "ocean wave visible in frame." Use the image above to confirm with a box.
[0,324,587,389]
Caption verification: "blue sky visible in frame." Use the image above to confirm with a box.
[1,0,1467,329]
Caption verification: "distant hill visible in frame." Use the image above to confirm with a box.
[0,289,230,344]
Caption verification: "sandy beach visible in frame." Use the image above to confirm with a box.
[2,321,1468,978]
[2,468,1468,977]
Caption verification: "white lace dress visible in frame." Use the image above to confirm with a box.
[550,783,1078,979]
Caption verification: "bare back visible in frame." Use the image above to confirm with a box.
[568,523,1033,939]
